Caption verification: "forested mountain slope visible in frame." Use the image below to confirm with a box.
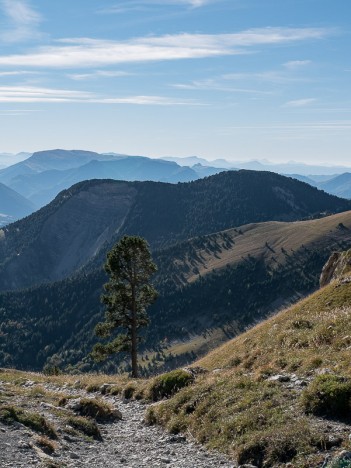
[2,211,351,372]
[1,171,350,292]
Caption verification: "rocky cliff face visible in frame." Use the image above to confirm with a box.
[320,249,351,287]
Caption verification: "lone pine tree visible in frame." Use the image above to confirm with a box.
[92,235,157,378]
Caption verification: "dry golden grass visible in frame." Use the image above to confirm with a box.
[167,210,351,284]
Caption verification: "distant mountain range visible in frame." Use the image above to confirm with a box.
[163,155,351,176]
[0,149,224,212]
[0,152,32,168]
[2,149,351,227]
[0,170,350,292]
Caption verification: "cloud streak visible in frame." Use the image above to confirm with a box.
[0,0,42,43]
[0,85,200,105]
[284,98,317,107]
[99,0,213,14]
[0,27,329,68]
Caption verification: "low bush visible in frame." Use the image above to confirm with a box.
[148,369,194,402]
[301,374,351,420]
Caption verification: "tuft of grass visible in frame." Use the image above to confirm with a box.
[0,405,57,438]
[123,383,136,400]
[301,374,351,421]
[66,415,101,440]
[35,435,58,454]
[147,369,194,402]
[86,384,100,393]
[72,398,120,422]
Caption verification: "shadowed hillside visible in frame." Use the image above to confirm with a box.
[1,171,350,292]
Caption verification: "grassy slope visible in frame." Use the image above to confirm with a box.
[151,211,351,362]
[159,210,351,286]
[150,274,351,467]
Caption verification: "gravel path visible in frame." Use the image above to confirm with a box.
[0,389,235,468]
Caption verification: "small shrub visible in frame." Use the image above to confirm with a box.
[35,436,57,454]
[0,405,57,438]
[73,398,119,422]
[292,319,313,330]
[144,407,157,426]
[43,365,61,376]
[148,370,194,402]
[123,384,136,399]
[109,385,122,396]
[66,415,101,440]
[86,384,100,393]
[301,375,351,420]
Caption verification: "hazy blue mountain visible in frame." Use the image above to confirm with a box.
[0,152,32,168]
[163,156,351,176]
[9,156,199,208]
[0,149,119,186]
[307,174,337,183]
[284,174,318,186]
[318,173,351,199]
[162,156,235,169]
[0,182,37,227]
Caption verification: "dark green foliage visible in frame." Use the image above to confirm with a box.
[301,375,351,420]
[92,236,157,378]
[148,369,194,401]
[0,405,57,438]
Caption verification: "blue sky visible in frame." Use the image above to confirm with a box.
[0,0,350,164]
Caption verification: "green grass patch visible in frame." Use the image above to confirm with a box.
[66,415,101,440]
[147,369,194,401]
[301,374,351,421]
[0,405,57,438]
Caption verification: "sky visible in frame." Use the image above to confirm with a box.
[0,0,350,164]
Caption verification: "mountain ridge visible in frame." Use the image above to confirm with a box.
[1,171,350,292]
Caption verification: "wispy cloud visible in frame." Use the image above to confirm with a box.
[221,122,351,131]
[0,85,200,105]
[284,98,317,107]
[67,70,132,81]
[283,60,311,70]
[0,0,42,43]
[99,0,213,14]
[0,70,39,77]
[173,79,274,95]
[0,28,329,68]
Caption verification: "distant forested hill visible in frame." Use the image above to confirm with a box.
[0,170,350,292]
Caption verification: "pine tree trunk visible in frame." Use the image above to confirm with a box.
[131,283,138,378]
[131,320,138,378]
